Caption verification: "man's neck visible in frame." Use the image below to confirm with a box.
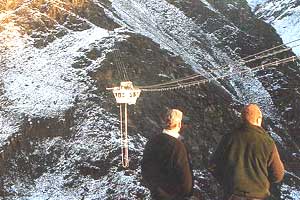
[163,129,181,139]
[247,121,262,127]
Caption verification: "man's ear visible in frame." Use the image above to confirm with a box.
[178,121,182,128]
[256,116,262,127]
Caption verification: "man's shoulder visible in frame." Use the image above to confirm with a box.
[149,132,169,141]
[146,133,174,146]
[259,128,274,139]
[238,124,275,145]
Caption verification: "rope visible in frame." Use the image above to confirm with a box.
[119,103,129,168]
[123,103,129,168]
[115,45,129,81]
[140,56,299,92]
[113,47,126,81]
[120,104,123,138]
[242,38,300,61]
[146,56,298,91]
[285,170,300,182]
[138,43,300,89]
[120,104,124,167]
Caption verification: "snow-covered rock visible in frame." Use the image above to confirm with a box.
[248,0,300,55]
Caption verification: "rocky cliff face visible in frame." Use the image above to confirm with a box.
[248,0,300,55]
[0,0,300,199]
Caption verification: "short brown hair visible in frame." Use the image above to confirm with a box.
[242,104,262,124]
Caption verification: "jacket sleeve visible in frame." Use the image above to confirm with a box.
[267,144,285,183]
[141,140,157,190]
[174,142,193,196]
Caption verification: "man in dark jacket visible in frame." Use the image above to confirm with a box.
[209,104,284,200]
[141,109,193,199]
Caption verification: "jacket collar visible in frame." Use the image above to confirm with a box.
[163,129,181,139]
[243,122,266,135]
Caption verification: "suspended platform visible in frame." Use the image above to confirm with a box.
[107,81,141,105]
[107,81,141,168]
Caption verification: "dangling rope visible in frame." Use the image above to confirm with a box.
[119,102,123,153]
[123,103,129,168]
[119,103,129,168]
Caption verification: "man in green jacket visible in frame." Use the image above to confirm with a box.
[141,109,193,199]
[209,104,284,200]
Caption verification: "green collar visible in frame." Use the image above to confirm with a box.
[243,122,266,135]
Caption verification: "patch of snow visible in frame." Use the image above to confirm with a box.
[247,0,268,10]
[1,22,109,118]
[227,4,237,10]
[200,0,219,13]
[109,0,221,73]
[193,169,207,179]
[158,73,171,78]
[281,184,300,199]
[0,112,21,145]
[285,107,293,111]
[7,102,150,199]
[271,14,300,55]
[269,130,284,145]
[0,10,121,150]
[252,0,300,55]
[12,173,84,200]
[86,28,131,72]
[2,5,144,195]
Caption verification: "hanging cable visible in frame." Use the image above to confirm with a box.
[140,56,299,92]
[138,43,300,90]
[115,44,129,81]
[285,170,300,182]
[120,103,130,168]
[113,47,126,81]
[148,56,297,91]
[242,38,300,61]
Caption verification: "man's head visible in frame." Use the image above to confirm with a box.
[165,109,183,131]
[242,104,263,127]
